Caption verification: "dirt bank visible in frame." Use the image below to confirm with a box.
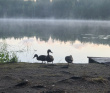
[0,63,110,93]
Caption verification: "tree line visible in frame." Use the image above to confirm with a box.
[0,0,110,19]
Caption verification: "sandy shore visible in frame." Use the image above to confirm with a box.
[0,63,110,93]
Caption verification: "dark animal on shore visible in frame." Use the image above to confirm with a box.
[33,54,47,63]
[46,49,54,64]
[65,55,73,66]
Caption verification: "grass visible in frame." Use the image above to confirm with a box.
[91,77,108,83]
[84,76,108,85]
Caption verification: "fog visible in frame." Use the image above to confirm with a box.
[1,18,110,45]
[1,0,110,63]
[1,18,110,63]
[0,0,110,19]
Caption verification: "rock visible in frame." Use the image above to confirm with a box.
[31,85,46,89]
[44,90,66,93]
[15,79,29,87]
[70,76,82,80]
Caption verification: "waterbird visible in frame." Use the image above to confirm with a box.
[65,55,73,66]
[46,49,54,64]
[33,54,47,63]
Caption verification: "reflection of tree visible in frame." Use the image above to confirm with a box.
[1,20,110,46]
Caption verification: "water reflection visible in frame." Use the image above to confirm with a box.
[1,19,110,45]
[0,19,110,63]
[0,36,110,63]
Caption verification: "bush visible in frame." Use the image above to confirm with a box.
[0,41,19,63]
[9,52,18,63]
[0,52,10,63]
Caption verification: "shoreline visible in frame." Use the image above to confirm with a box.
[0,62,110,93]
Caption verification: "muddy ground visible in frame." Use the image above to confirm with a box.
[0,63,110,93]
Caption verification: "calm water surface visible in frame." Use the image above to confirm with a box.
[0,19,110,63]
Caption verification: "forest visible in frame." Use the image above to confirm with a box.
[0,0,110,19]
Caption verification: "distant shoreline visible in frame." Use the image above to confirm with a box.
[0,18,110,22]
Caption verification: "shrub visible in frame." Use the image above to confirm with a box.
[9,52,18,63]
[0,41,19,63]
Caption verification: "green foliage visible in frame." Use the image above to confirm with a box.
[9,52,18,63]
[0,42,9,63]
[0,42,19,63]
[0,52,9,63]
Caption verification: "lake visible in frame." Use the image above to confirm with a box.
[0,19,110,64]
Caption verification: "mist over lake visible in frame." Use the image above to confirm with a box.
[0,19,110,63]
[1,1,110,93]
